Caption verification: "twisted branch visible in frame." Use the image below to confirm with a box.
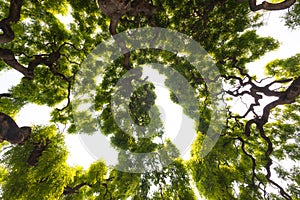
[248,0,296,11]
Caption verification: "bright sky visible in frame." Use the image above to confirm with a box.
[248,10,300,77]
[66,65,187,169]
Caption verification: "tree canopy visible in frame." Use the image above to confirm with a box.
[0,0,299,199]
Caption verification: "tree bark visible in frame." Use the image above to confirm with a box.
[0,48,34,78]
[0,0,23,44]
[0,112,31,144]
[249,0,296,11]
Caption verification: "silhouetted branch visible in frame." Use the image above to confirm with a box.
[0,93,12,98]
[245,76,300,136]
[63,182,92,195]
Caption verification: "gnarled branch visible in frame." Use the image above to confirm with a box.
[0,48,34,78]
[245,76,300,136]
[0,0,23,44]
[249,0,296,11]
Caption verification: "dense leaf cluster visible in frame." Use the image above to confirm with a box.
[0,0,299,199]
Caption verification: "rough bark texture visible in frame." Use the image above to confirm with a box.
[0,112,31,144]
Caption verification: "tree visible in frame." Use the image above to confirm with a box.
[0,0,299,199]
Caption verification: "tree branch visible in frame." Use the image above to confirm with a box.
[0,112,31,144]
[257,126,292,200]
[27,139,50,166]
[245,76,300,136]
[0,48,34,78]
[249,0,296,11]
[0,0,24,44]
[63,177,114,196]
[98,0,157,71]
[63,182,92,195]
[0,93,12,98]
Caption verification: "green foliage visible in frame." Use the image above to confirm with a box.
[284,0,300,29]
[129,83,156,126]
[0,0,299,199]
[265,54,300,78]
[1,126,74,200]
[11,71,68,106]
[0,95,25,117]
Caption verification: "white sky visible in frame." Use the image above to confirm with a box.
[248,10,300,78]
